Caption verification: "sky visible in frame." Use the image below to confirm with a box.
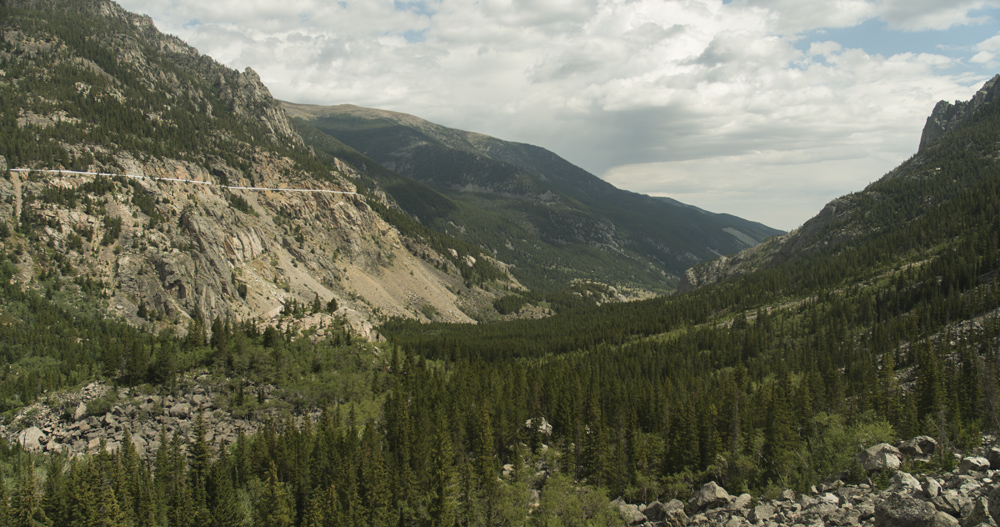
[115,0,1000,231]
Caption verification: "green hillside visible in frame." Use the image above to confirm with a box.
[285,103,782,293]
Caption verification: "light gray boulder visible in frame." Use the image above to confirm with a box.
[18,427,46,452]
[74,402,87,421]
[876,493,959,527]
[962,457,992,475]
[689,481,732,512]
[889,472,924,495]
[610,497,646,524]
[749,503,775,523]
[857,443,903,472]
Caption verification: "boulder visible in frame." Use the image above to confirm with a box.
[899,436,939,457]
[988,485,1000,526]
[856,443,902,472]
[689,481,731,512]
[645,500,689,525]
[642,501,668,521]
[610,497,646,524]
[524,417,553,436]
[168,402,191,418]
[749,503,775,523]
[934,492,970,518]
[889,472,924,495]
[818,492,841,506]
[961,457,991,475]
[989,448,1000,471]
[74,402,87,421]
[926,477,942,499]
[962,497,998,527]
[18,427,46,452]
[876,493,959,527]
[732,493,752,509]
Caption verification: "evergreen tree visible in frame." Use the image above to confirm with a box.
[11,470,50,527]
[0,473,11,527]
[428,416,459,527]
[256,462,292,527]
[358,425,394,527]
[188,411,212,525]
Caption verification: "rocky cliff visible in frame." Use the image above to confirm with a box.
[0,0,511,336]
[919,74,1000,152]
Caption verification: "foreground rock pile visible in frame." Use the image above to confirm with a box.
[614,437,1000,527]
[0,376,289,460]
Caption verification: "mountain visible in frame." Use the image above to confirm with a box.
[283,102,782,293]
[679,74,1000,292]
[0,0,515,337]
[4,1,1000,524]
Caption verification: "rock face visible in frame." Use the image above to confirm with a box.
[919,75,1000,152]
[0,0,514,338]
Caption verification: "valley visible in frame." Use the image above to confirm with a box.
[1,1,1000,527]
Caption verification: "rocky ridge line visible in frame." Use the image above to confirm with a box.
[919,74,1000,153]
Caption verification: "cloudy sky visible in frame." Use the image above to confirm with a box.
[117,0,1000,230]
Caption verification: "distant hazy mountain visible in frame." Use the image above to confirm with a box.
[284,103,782,293]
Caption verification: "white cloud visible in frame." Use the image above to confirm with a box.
[115,0,996,230]
[734,0,877,34]
[877,0,1000,31]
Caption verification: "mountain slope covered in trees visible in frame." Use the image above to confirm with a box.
[284,103,782,293]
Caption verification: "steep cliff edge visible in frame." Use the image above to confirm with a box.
[919,74,1000,152]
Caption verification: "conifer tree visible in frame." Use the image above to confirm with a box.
[359,425,395,527]
[188,411,212,525]
[257,462,292,527]
[41,456,67,527]
[11,470,50,527]
[428,416,458,527]
[207,455,241,527]
[471,398,498,525]
[0,473,11,527]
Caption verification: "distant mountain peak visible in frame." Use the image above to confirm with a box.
[918,74,1000,152]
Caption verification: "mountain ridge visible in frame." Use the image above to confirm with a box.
[0,0,513,336]
[285,101,782,293]
[680,73,1000,292]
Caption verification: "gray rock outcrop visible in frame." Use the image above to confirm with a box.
[919,75,1000,152]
